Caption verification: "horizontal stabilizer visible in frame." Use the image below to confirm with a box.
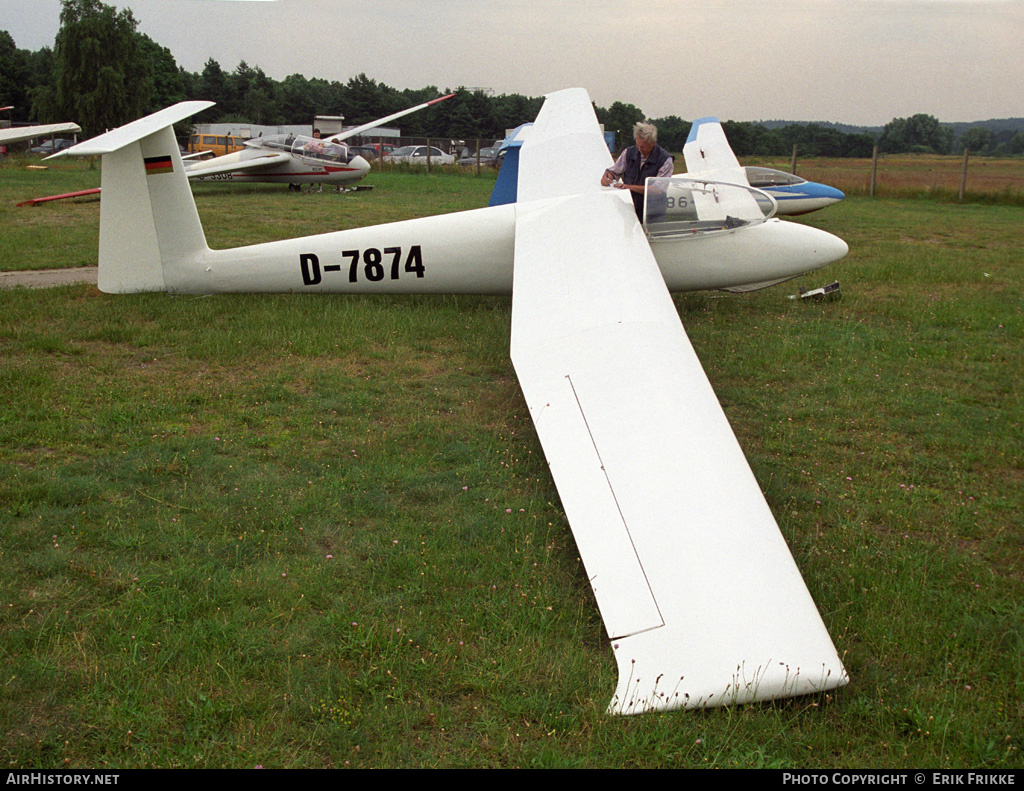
[49,101,213,159]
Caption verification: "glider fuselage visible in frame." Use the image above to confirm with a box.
[167,193,845,295]
[187,139,371,186]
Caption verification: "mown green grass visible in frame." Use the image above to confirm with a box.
[0,160,1021,768]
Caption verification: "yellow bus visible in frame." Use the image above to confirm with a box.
[188,134,247,157]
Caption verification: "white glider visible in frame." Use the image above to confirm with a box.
[53,89,849,714]
[183,93,455,189]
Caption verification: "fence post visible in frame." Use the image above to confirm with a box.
[791,144,798,175]
[426,137,431,173]
[959,148,969,202]
[870,145,878,197]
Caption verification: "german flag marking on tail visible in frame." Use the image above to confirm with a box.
[144,155,173,175]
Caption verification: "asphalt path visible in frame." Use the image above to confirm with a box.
[0,267,98,289]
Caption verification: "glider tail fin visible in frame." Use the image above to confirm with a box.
[487,122,531,207]
[53,102,213,293]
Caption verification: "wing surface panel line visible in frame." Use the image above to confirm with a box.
[564,372,665,640]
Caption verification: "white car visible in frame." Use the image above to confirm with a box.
[383,145,455,165]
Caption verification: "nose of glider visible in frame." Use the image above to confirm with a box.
[756,218,848,279]
[804,223,849,268]
[351,155,371,178]
[808,181,845,206]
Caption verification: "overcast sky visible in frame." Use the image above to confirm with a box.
[4,0,1022,126]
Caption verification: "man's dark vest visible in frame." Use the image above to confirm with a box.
[622,144,672,219]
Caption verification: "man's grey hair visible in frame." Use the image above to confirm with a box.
[633,122,658,143]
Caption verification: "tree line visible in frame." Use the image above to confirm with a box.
[3,0,1022,157]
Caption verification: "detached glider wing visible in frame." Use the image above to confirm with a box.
[0,121,81,146]
[683,117,844,216]
[52,90,848,713]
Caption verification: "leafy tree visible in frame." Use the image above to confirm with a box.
[52,0,149,136]
[137,34,184,112]
[959,126,992,155]
[276,73,318,124]
[879,113,953,154]
[598,101,645,149]
[649,115,690,153]
[342,73,393,126]
[231,61,277,124]
[491,93,542,137]
[721,120,754,157]
[0,31,33,120]
[450,89,496,139]
[196,58,229,115]
[26,48,59,124]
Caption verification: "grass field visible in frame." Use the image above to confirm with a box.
[748,153,1024,205]
[1,156,1021,768]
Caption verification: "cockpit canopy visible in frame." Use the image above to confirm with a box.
[643,176,777,239]
[248,134,353,164]
[743,167,807,188]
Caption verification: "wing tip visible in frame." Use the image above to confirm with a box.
[607,654,850,715]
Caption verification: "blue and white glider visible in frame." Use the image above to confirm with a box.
[684,117,845,216]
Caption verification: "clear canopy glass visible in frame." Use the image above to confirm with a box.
[248,134,353,164]
[744,166,807,188]
[643,176,777,238]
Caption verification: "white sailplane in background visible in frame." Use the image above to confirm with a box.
[184,93,455,189]
[684,116,845,216]
[51,88,849,715]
